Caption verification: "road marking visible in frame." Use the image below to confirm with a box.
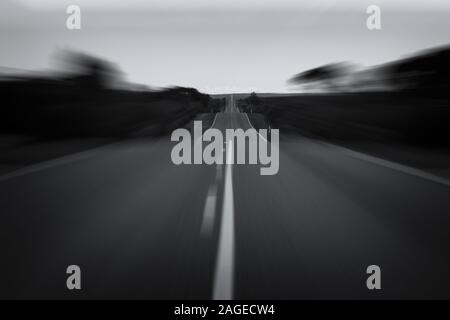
[0,141,122,182]
[244,113,268,143]
[216,163,223,182]
[200,183,218,237]
[209,114,218,129]
[213,139,235,300]
[193,114,218,146]
[322,141,450,187]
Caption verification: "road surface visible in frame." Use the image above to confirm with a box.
[1,95,450,299]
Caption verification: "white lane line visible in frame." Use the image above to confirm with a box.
[200,183,218,237]
[193,114,218,146]
[321,141,450,187]
[216,163,223,182]
[201,164,224,237]
[209,114,218,129]
[244,113,268,143]
[213,139,235,300]
[0,141,122,182]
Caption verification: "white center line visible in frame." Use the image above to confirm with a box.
[200,183,218,237]
[213,139,235,300]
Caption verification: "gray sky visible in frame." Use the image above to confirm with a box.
[1,0,450,93]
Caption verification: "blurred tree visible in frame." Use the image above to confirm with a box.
[248,92,260,113]
[289,62,353,92]
[53,49,125,89]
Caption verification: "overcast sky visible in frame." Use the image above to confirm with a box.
[13,0,450,11]
[1,0,450,93]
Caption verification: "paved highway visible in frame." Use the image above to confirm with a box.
[1,96,450,299]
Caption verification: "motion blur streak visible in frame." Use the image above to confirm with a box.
[1,3,450,297]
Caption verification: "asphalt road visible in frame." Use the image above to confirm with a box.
[1,95,450,299]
